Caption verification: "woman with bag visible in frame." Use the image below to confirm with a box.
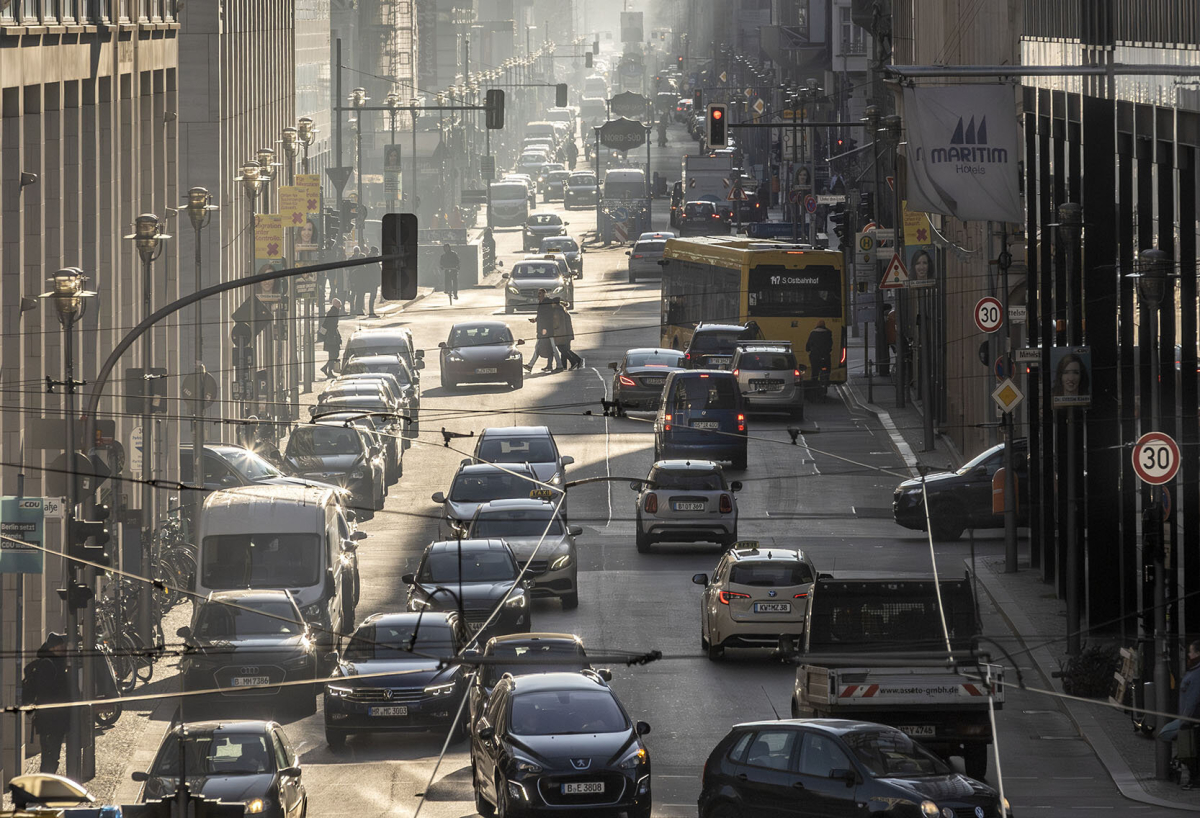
[320,298,343,378]
[1160,640,1200,787]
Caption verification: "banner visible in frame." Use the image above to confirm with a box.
[384,145,402,200]
[254,214,285,302]
[902,201,936,287]
[279,186,306,229]
[297,173,321,214]
[0,497,44,574]
[902,85,1023,224]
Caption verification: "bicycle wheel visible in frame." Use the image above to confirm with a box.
[105,641,138,694]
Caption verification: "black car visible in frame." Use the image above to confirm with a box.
[440,321,526,389]
[609,347,686,411]
[404,539,532,638]
[893,440,1030,541]
[340,353,421,434]
[178,591,320,716]
[466,632,597,724]
[698,718,1009,818]
[324,612,470,750]
[133,720,306,818]
[682,322,765,371]
[282,422,386,518]
[471,671,652,818]
[679,200,728,236]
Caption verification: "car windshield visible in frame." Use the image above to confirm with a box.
[451,325,513,347]
[626,350,684,368]
[419,550,517,583]
[286,426,364,457]
[691,332,743,352]
[548,172,571,182]
[470,512,564,538]
[529,214,561,226]
[729,561,813,586]
[738,352,797,370]
[491,184,528,198]
[652,470,723,491]
[152,733,275,777]
[317,397,392,415]
[842,729,952,778]
[346,336,410,358]
[342,622,455,661]
[201,533,323,590]
[448,471,540,502]
[478,436,556,463]
[955,444,1004,476]
[194,599,303,639]
[221,448,283,481]
[669,376,738,410]
[511,263,560,279]
[541,239,577,252]
[509,689,629,735]
[569,175,596,186]
[482,643,587,686]
[633,241,666,254]
[320,385,381,402]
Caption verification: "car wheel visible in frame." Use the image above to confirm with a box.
[561,590,579,610]
[496,774,517,818]
[707,641,724,661]
[635,528,652,554]
[930,507,965,542]
[474,761,496,817]
[325,728,347,751]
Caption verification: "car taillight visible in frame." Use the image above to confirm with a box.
[632,254,643,258]
[794,592,808,599]
[719,494,733,513]
[737,413,745,432]
[664,413,672,431]
[684,353,691,361]
[732,368,739,377]
[645,493,658,513]
[711,214,719,219]
[840,346,847,364]
[619,375,636,386]
[719,590,750,605]
[794,369,801,378]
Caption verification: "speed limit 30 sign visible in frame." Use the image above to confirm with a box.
[1132,431,1180,485]
[974,297,1004,334]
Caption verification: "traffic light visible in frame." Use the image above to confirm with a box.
[70,503,112,569]
[693,89,702,110]
[859,191,874,222]
[830,203,849,242]
[486,88,505,129]
[592,40,599,54]
[677,55,684,70]
[585,52,593,68]
[381,212,418,301]
[58,578,95,613]
[706,103,727,148]
[846,137,858,151]
[555,83,568,108]
[324,207,341,241]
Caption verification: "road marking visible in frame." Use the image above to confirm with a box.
[590,366,614,527]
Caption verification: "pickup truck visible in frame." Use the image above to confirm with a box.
[791,577,1003,780]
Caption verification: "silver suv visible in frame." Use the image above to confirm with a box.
[633,460,741,552]
[731,342,806,419]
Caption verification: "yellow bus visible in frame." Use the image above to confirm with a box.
[660,237,848,382]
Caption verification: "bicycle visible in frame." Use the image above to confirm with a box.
[442,265,459,304]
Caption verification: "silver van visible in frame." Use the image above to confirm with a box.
[489,181,531,227]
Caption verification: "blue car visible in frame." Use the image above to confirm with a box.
[654,370,748,471]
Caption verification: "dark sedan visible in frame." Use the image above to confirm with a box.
[133,721,306,818]
[893,439,1029,541]
[698,718,1010,818]
[609,348,686,411]
[283,422,386,518]
[466,632,604,725]
[323,612,470,749]
[403,538,531,638]
[439,321,526,389]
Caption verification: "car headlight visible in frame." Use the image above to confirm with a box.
[507,350,522,360]
[424,681,456,697]
[920,801,939,818]
[301,602,324,619]
[244,799,269,813]
[448,353,465,363]
[326,684,352,697]
[508,285,521,294]
[550,285,564,294]
[617,746,648,769]
[514,755,543,774]
[549,473,563,486]
[350,468,365,479]
[505,594,527,609]
[550,554,573,571]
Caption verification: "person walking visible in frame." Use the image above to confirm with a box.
[22,633,71,773]
[1160,641,1200,787]
[524,289,562,372]
[439,242,460,303]
[553,297,584,370]
[354,245,380,317]
[482,227,497,275]
[565,139,578,170]
[805,319,834,398]
[321,298,343,378]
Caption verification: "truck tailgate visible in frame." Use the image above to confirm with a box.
[804,664,1005,708]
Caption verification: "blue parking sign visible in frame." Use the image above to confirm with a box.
[0,497,45,573]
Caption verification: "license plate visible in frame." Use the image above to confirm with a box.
[749,379,783,387]
[753,602,792,613]
[231,676,271,687]
[475,367,498,374]
[674,502,705,511]
[898,725,935,737]
[691,420,719,429]
[369,705,408,717]
[642,377,665,386]
[562,782,604,795]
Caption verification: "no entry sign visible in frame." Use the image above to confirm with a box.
[1132,431,1180,485]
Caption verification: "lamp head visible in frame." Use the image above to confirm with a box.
[237,161,264,198]
[281,127,299,157]
[41,267,95,320]
[1136,248,1173,307]
[184,187,217,229]
[350,87,368,108]
[256,148,278,176]
[297,116,317,144]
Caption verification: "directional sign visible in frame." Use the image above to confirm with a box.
[974,296,1004,333]
[879,253,909,289]
[744,87,753,98]
[804,194,817,214]
[817,195,846,205]
[1132,431,1180,485]
[1013,348,1041,364]
[752,98,765,116]
[719,71,728,83]
[1008,305,1027,322]
[992,378,1024,414]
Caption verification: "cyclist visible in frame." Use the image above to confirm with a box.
[439,242,460,303]
[805,320,834,399]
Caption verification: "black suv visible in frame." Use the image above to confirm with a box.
[471,671,652,818]
[403,539,532,638]
[699,718,1008,818]
[682,322,765,370]
[893,439,1029,541]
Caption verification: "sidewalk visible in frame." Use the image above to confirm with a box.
[839,334,1200,811]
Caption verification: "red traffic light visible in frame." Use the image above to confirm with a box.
[712,109,723,120]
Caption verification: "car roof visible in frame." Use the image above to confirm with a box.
[169,720,278,736]
[452,320,510,331]
[362,610,457,628]
[568,172,596,178]
[485,632,583,652]
[732,718,886,736]
[652,459,722,471]
[480,426,552,438]
[638,232,675,239]
[349,327,412,341]
[344,353,404,364]
[476,498,558,512]
[508,670,608,693]
[735,343,792,352]
[427,538,510,554]
[727,546,807,562]
[529,211,561,218]
[668,368,737,379]
[625,347,683,356]
[457,462,538,476]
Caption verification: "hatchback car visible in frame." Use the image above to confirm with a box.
[626,238,668,283]
[432,462,541,537]
[340,353,421,434]
[691,545,819,659]
[523,212,568,251]
[503,258,573,313]
[304,408,404,494]
[467,499,582,609]
[683,322,765,370]
[404,539,531,637]
[439,320,526,390]
[133,721,306,818]
[564,172,599,209]
[466,633,596,724]
[324,612,470,749]
[609,348,685,411]
[474,425,574,489]
[341,326,425,386]
[537,166,569,199]
[731,342,806,419]
[538,236,583,276]
[698,719,1009,818]
[284,422,387,516]
[633,460,741,552]
[654,370,748,470]
[679,200,727,236]
[470,671,652,818]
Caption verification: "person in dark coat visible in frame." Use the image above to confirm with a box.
[23,633,71,773]
[321,298,343,378]
[1178,641,1200,787]
[524,289,562,372]
[552,298,584,370]
[805,319,834,397]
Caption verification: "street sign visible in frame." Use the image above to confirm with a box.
[879,253,909,289]
[1013,348,1041,364]
[599,117,648,151]
[612,206,630,222]
[727,186,748,201]
[817,195,847,205]
[1008,305,1027,322]
[42,496,65,520]
[994,355,1012,381]
[974,296,1004,333]
[804,194,817,213]
[0,497,44,574]
[744,87,753,98]
[181,372,219,411]
[992,378,1024,413]
[613,221,629,243]
[1132,431,1180,485]
[752,98,765,115]
[719,71,728,83]
[610,91,650,119]
[788,188,803,204]
[130,425,144,474]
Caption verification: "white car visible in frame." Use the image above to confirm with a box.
[633,460,740,552]
[626,237,668,283]
[691,545,823,659]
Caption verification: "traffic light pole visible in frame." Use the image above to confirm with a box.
[62,310,83,782]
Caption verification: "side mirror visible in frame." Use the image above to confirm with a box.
[730,481,743,492]
[830,768,857,786]
[432,491,446,504]
[501,272,510,279]
[415,349,425,358]
[416,360,426,370]
[280,766,302,778]
[176,626,192,640]
[568,525,583,537]
[625,251,631,256]
[345,510,358,522]
[516,338,526,346]
[608,362,619,371]
[351,530,368,541]
[597,668,613,681]
[561,455,575,466]
[564,222,570,226]
[478,726,495,741]
[657,259,669,267]
[691,573,709,586]
[438,341,447,348]
[818,572,834,581]
[401,573,415,585]
[636,721,652,736]
[131,771,149,782]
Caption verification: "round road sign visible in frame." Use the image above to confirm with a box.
[788,189,803,204]
[974,296,1004,333]
[612,206,630,222]
[1132,431,1180,485]
[804,195,817,214]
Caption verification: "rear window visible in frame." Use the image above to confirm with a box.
[684,202,714,215]
[626,350,684,368]
[478,436,557,463]
[568,175,596,186]
[668,375,738,411]
[737,352,797,370]
[729,561,813,586]
[690,332,743,353]
[652,469,724,491]
[529,214,561,226]
[633,241,666,253]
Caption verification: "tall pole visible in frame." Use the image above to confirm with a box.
[886,115,906,409]
[139,247,154,651]
[356,124,364,247]
[1059,203,1081,655]
[63,309,81,782]
[999,223,1018,572]
[412,101,420,221]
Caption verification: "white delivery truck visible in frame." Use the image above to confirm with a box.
[682,154,735,218]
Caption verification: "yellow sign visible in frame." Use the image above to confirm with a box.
[279,186,306,229]
[296,173,321,214]
[902,200,933,245]
[254,213,283,260]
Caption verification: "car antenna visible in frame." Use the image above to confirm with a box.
[761,685,782,720]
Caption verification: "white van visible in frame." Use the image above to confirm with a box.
[489,180,532,227]
[525,121,560,145]
[196,484,362,665]
[604,168,647,201]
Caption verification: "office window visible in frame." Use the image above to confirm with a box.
[840,6,866,54]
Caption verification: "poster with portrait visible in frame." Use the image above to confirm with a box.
[905,244,937,288]
[1050,346,1091,409]
[383,146,403,201]
[296,173,321,214]
[253,258,288,302]
[253,213,286,303]
[295,214,322,253]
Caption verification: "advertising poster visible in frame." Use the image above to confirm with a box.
[384,145,403,201]
[279,185,306,230]
[254,214,286,302]
[1050,346,1092,409]
[0,497,44,574]
[297,174,321,214]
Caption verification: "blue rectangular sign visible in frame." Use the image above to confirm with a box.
[0,496,45,574]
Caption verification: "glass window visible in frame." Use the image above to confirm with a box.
[737,352,797,370]
[511,262,560,279]
[342,622,454,660]
[509,689,628,735]
[690,332,743,353]
[478,436,556,463]
[729,561,814,587]
[529,214,561,225]
[223,447,284,480]
[799,732,853,777]
[651,469,723,491]
[669,376,738,411]
[419,550,517,584]
[152,733,274,777]
[271,733,289,771]
[285,426,365,457]
[481,641,586,686]
[744,729,798,770]
[200,533,323,590]
[194,599,303,639]
[625,350,683,368]
[727,731,754,763]
[633,240,667,254]
[747,265,843,318]
[450,325,513,347]
[490,183,528,199]
[956,443,1004,476]
[842,729,950,777]
[448,470,540,502]
[470,512,564,539]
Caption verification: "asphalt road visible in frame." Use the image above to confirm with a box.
[271,123,1175,817]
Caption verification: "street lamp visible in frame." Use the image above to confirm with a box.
[297,116,318,174]
[350,88,368,246]
[386,91,400,146]
[236,161,264,414]
[256,147,280,213]
[183,188,218,527]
